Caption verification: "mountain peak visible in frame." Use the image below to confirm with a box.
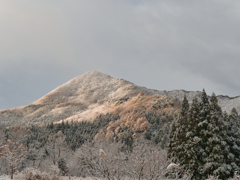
[32,71,134,105]
[82,70,107,76]
[1,71,240,126]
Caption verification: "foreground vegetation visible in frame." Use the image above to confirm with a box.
[0,135,179,180]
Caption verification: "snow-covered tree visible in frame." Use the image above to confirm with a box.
[0,140,27,179]
[168,95,189,165]
[194,89,211,179]
[45,131,70,166]
[168,90,237,180]
[184,96,203,179]
[202,93,230,179]
[167,121,178,162]
[226,108,240,176]
[58,157,68,175]
[26,141,45,168]
[0,126,5,144]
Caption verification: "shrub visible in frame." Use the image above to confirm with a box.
[58,157,68,176]
[15,167,62,180]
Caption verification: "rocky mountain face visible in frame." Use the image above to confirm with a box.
[0,71,239,126]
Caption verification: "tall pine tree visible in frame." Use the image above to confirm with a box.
[226,108,240,176]
[202,93,230,179]
[184,96,204,180]
[168,121,178,162]
[195,89,211,179]
[168,95,189,165]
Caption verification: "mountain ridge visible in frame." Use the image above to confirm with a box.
[0,71,239,126]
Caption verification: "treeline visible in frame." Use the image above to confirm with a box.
[168,89,240,180]
[25,108,175,151]
[24,113,130,151]
[1,94,180,154]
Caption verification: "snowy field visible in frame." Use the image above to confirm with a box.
[0,175,101,180]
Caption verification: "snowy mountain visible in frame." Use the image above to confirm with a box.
[0,71,239,126]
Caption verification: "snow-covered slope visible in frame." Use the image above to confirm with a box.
[0,71,239,126]
[32,71,160,105]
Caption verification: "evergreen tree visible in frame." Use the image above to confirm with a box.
[49,122,54,130]
[226,108,240,176]
[168,95,189,165]
[168,90,235,179]
[65,121,70,129]
[198,89,210,130]
[184,96,203,179]
[196,89,210,179]
[202,93,230,179]
[168,121,178,162]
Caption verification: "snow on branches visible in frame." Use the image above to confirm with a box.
[0,140,27,179]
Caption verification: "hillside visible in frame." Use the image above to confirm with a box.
[0,71,239,126]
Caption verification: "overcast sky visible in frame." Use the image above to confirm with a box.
[1,0,240,109]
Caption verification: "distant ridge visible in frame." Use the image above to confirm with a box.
[0,71,239,126]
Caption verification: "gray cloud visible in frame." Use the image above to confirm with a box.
[1,0,240,109]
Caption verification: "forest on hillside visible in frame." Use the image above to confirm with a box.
[0,123,173,179]
[0,94,181,179]
[0,91,240,180]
